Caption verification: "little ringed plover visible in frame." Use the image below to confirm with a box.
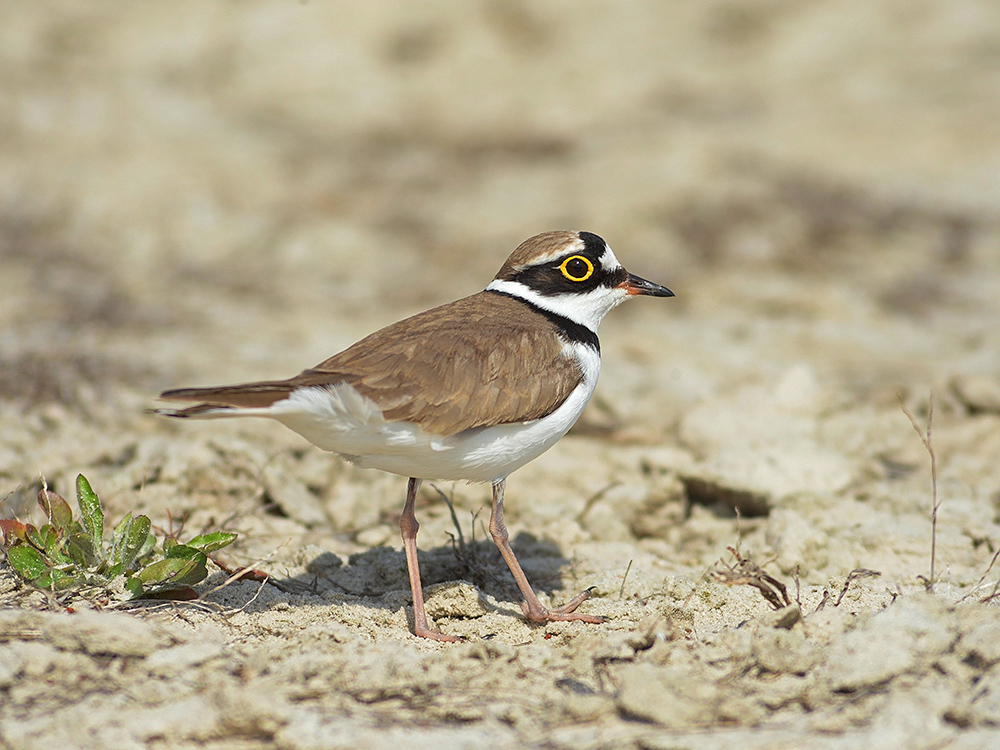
[156,230,673,641]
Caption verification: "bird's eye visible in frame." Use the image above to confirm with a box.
[559,255,594,282]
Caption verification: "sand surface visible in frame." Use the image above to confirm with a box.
[2,2,1000,748]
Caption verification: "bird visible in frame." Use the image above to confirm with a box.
[155,230,673,641]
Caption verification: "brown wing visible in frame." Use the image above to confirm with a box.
[160,292,584,436]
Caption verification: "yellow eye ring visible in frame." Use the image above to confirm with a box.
[559,255,594,282]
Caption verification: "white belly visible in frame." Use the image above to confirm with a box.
[266,344,600,482]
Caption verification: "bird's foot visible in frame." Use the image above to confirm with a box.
[412,624,463,643]
[520,587,604,624]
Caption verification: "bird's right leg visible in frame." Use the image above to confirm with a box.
[400,477,460,642]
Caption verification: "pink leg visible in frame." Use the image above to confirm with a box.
[488,478,603,625]
[400,477,459,642]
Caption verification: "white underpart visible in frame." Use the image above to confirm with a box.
[209,342,601,483]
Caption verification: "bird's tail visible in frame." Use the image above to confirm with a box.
[153,382,295,419]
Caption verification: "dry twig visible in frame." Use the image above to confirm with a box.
[432,484,467,552]
[793,565,802,608]
[202,545,283,597]
[834,568,882,606]
[963,546,1000,603]
[618,559,633,600]
[899,393,939,591]
[712,546,791,610]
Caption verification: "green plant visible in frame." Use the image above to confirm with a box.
[1,474,236,600]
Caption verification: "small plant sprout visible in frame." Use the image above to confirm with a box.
[0,474,236,601]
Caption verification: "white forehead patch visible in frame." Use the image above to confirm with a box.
[599,243,623,271]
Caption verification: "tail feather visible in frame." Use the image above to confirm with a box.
[155,381,297,419]
[159,382,294,406]
[151,403,241,419]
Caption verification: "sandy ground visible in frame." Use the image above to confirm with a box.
[3,1,1000,748]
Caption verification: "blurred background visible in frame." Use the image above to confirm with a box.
[4,6,1000,742]
[1,0,998,490]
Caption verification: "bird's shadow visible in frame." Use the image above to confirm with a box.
[233,531,581,622]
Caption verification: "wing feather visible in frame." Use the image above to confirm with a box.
[293,292,583,435]
[159,292,584,436]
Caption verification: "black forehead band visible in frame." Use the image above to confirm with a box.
[578,231,608,258]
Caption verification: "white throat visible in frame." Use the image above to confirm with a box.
[485,277,629,332]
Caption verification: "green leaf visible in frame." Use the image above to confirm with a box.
[186,532,238,553]
[137,532,156,561]
[124,577,144,599]
[137,558,185,584]
[33,568,82,591]
[40,525,62,556]
[169,559,209,587]
[110,512,133,566]
[137,557,208,588]
[64,532,99,568]
[25,524,47,551]
[6,546,48,581]
[165,544,204,560]
[37,488,74,530]
[76,474,104,548]
[119,515,151,572]
[136,557,188,584]
[46,545,74,567]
